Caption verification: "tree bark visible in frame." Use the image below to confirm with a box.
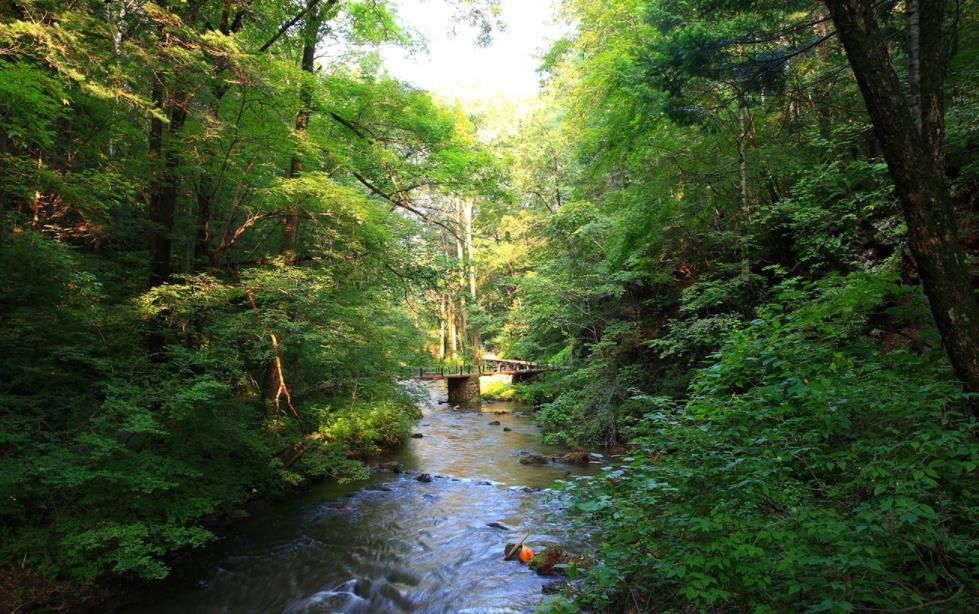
[906,0,946,168]
[147,0,191,286]
[147,81,176,287]
[736,99,750,221]
[448,295,458,358]
[825,0,979,396]
[464,200,477,298]
[455,204,469,348]
[282,2,319,262]
[438,292,447,360]
[463,199,481,365]
[194,0,244,269]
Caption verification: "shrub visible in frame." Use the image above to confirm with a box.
[562,273,979,612]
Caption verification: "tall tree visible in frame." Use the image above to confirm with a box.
[824,0,979,395]
[282,0,330,262]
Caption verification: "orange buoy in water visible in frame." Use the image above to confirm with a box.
[519,546,534,564]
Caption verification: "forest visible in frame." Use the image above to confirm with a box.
[1,0,978,612]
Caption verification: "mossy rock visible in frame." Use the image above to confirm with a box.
[528,546,594,576]
[560,447,593,464]
[519,453,551,465]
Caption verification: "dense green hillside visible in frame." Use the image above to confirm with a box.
[3,0,978,611]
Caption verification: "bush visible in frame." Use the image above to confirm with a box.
[0,235,421,606]
[564,273,979,612]
[481,380,521,400]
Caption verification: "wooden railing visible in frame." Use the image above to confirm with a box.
[407,360,552,378]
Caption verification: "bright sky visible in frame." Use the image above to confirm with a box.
[380,0,564,103]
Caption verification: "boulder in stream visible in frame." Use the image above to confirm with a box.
[488,420,501,426]
[374,461,403,473]
[519,453,551,465]
[486,521,510,530]
[528,546,594,576]
[416,473,433,483]
[503,427,512,432]
[559,447,593,465]
[411,433,424,439]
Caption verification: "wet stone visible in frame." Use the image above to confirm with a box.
[416,473,433,483]
[560,447,593,464]
[519,453,550,465]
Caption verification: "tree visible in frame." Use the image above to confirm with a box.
[824,0,979,395]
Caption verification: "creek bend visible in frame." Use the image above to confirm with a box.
[130,380,599,613]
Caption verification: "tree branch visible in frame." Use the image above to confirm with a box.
[257,0,338,53]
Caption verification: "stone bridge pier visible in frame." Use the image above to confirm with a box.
[447,375,481,405]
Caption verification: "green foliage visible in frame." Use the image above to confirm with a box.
[480,380,520,400]
[565,274,978,611]
[0,1,500,606]
[464,3,979,612]
[0,233,423,594]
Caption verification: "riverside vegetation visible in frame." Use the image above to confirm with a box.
[2,0,979,612]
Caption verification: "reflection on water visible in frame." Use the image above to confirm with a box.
[130,381,598,613]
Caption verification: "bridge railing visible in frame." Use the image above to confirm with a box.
[404,361,554,378]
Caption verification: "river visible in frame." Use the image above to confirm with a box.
[129,380,598,613]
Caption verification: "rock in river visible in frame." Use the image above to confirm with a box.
[560,447,593,464]
[488,420,501,426]
[411,433,424,439]
[519,453,550,465]
[528,546,594,576]
[416,473,433,483]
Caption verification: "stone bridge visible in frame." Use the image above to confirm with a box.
[411,358,553,404]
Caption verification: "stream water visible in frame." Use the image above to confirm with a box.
[130,380,598,613]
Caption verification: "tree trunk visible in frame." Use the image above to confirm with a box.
[282,3,319,262]
[147,82,174,287]
[736,100,750,221]
[825,0,979,396]
[193,1,242,269]
[463,200,481,365]
[455,212,469,347]
[906,0,946,168]
[194,175,213,266]
[464,200,477,298]
[813,6,834,141]
[438,292,447,360]
[448,295,458,359]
